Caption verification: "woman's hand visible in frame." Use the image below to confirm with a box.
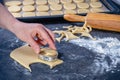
[11,21,56,54]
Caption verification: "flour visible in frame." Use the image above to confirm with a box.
[68,37,120,74]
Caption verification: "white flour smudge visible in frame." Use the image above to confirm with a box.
[68,37,120,74]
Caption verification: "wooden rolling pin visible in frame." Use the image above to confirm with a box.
[64,13,120,32]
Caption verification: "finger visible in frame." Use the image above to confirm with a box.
[36,34,47,46]
[27,36,40,54]
[44,27,55,42]
[37,27,56,50]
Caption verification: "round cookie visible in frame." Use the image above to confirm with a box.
[90,8,104,13]
[90,0,99,2]
[22,12,35,17]
[77,3,89,9]
[11,13,21,17]
[23,0,34,5]
[63,3,76,10]
[22,5,35,12]
[50,11,63,15]
[60,0,72,4]
[73,0,84,3]
[36,5,49,11]
[64,10,76,14]
[50,4,62,10]
[77,9,89,13]
[5,1,22,6]
[90,2,102,8]
[36,0,47,5]
[36,12,49,16]
[8,6,21,13]
[48,0,60,4]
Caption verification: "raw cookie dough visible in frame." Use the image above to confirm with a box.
[73,0,84,3]
[50,11,63,15]
[61,0,72,4]
[22,12,35,17]
[77,9,89,13]
[11,13,21,17]
[90,0,98,2]
[36,12,49,16]
[50,4,62,10]
[90,2,102,8]
[77,3,89,9]
[36,5,49,11]
[10,45,63,71]
[36,0,47,5]
[64,10,77,14]
[8,6,21,13]
[5,1,22,6]
[22,5,35,12]
[63,3,76,10]
[90,8,104,13]
[23,0,35,5]
[48,0,60,4]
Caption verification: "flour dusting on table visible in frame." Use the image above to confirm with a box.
[68,37,120,74]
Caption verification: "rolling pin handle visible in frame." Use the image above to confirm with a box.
[64,14,85,22]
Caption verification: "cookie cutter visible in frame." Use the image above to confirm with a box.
[38,48,58,62]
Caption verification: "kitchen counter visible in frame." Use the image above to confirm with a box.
[0,22,120,80]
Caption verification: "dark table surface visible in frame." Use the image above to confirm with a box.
[0,22,120,80]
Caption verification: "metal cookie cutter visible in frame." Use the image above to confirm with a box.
[38,48,58,62]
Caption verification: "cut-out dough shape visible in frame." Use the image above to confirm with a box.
[53,30,79,42]
[10,45,63,72]
[53,21,95,42]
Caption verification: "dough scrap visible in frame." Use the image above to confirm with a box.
[53,21,95,42]
[53,30,79,42]
[10,45,63,72]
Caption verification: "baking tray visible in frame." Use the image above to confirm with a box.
[1,0,120,22]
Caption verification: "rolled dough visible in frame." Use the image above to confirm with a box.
[10,45,63,72]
